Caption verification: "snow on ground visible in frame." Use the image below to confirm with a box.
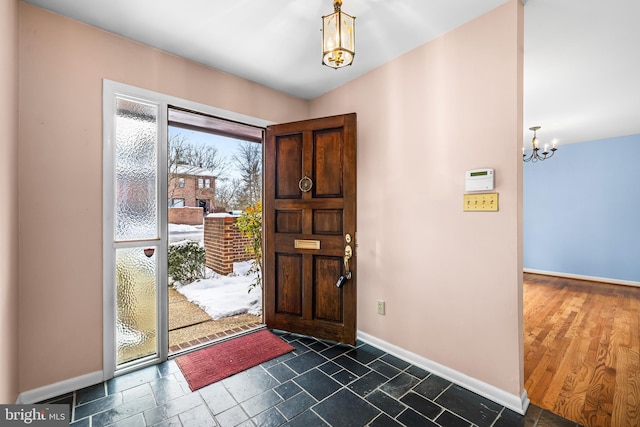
[174,261,261,320]
[168,223,204,244]
[168,223,202,233]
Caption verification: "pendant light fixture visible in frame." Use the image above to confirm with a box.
[322,0,355,69]
[523,126,558,162]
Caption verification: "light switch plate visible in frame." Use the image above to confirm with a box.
[463,193,499,212]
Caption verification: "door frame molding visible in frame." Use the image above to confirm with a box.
[102,79,273,379]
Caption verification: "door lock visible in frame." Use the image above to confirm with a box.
[337,237,353,288]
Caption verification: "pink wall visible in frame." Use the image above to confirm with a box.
[17,0,525,404]
[0,0,19,404]
[18,2,309,393]
[310,0,524,397]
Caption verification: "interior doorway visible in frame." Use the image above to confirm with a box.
[167,107,266,355]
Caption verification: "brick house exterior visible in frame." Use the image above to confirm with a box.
[168,164,216,215]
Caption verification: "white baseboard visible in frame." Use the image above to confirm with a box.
[524,268,640,287]
[357,331,530,415]
[16,371,104,405]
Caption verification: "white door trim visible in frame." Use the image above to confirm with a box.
[102,79,273,380]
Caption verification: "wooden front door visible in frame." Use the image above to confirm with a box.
[264,113,357,345]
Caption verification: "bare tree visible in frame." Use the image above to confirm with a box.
[168,133,190,200]
[213,179,240,212]
[233,142,262,210]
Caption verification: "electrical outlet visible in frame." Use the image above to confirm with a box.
[377,300,385,315]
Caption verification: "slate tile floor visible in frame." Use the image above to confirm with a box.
[42,331,581,427]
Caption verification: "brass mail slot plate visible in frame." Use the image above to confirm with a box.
[294,239,321,250]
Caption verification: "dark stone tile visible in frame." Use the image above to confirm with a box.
[70,418,91,427]
[320,344,352,360]
[345,344,385,364]
[154,416,183,427]
[267,362,297,383]
[282,409,329,427]
[317,361,342,376]
[157,360,181,378]
[222,366,279,403]
[493,406,543,427]
[288,340,310,354]
[76,383,106,405]
[293,368,341,401]
[260,352,297,369]
[348,371,387,397]
[274,381,302,400]
[405,365,430,380]
[177,404,217,427]
[332,369,358,385]
[215,405,249,427]
[89,393,156,426]
[379,372,420,399]
[252,407,287,427]
[104,414,146,427]
[380,354,411,370]
[538,409,581,427]
[235,421,255,427]
[74,393,123,420]
[413,374,451,400]
[435,385,502,427]
[143,392,203,425]
[284,351,328,374]
[43,393,74,406]
[199,382,237,415]
[367,360,401,379]
[313,389,380,427]
[436,410,472,427]
[276,391,316,420]
[333,355,371,377]
[397,408,439,426]
[122,383,153,403]
[400,392,443,420]
[297,337,318,346]
[150,375,188,404]
[308,341,329,352]
[107,365,160,394]
[368,413,403,427]
[365,390,406,417]
[240,389,283,418]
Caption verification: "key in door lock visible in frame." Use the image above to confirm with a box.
[337,244,353,288]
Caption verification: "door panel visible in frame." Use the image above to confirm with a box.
[275,254,303,315]
[265,113,357,345]
[313,130,344,197]
[276,135,303,199]
[314,256,343,322]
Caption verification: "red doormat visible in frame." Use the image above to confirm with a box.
[175,329,295,391]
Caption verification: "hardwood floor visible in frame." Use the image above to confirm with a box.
[524,273,640,427]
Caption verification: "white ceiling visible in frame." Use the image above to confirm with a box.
[23,0,640,146]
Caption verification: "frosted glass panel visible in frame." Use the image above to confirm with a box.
[116,247,158,365]
[115,97,158,241]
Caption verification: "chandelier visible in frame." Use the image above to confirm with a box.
[322,0,355,69]
[523,126,558,162]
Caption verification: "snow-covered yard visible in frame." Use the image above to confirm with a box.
[169,223,261,320]
[173,261,261,320]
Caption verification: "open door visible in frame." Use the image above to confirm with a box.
[264,113,357,345]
